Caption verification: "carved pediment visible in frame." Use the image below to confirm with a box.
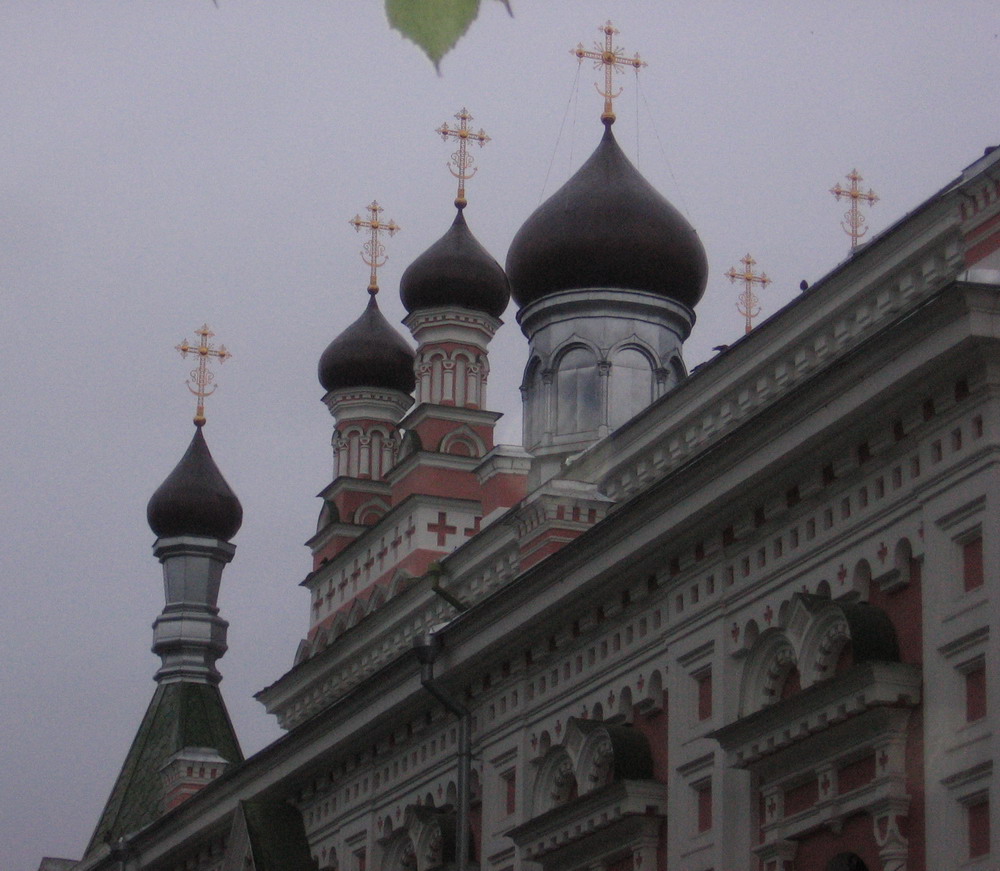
[529,720,655,819]
[379,804,470,871]
[738,594,901,718]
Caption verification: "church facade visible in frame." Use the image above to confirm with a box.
[62,101,1000,871]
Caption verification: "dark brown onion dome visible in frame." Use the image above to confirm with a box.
[399,208,510,318]
[506,122,708,310]
[147,426,243,541]
[318,294,416,393]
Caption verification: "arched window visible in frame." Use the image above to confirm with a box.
[609,347,653,429]
[556,347,599,435]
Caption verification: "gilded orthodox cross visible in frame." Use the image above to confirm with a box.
[436,107,491,208]
[571,20,647,123]
[349,201,400,294]
[725,254,771,334]
[175,324,231,426]
[830,169,878,250]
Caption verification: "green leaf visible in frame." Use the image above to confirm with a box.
[386,0,482,69]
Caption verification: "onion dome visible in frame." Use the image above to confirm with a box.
[147,426,243,541]
[318,294,416,394]
[506,122,708,310]
[399,208,510,318]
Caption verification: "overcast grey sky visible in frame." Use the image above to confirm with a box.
[2,3,998,868]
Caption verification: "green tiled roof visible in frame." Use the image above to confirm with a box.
[85,681,243,857]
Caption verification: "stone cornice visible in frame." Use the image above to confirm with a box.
[398,402,503,431]
[385,449,483,485]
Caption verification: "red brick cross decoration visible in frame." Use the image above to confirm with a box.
[427,512,457,547]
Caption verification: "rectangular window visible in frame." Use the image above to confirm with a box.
[356,849,367,871]
[964,536,984,591]
[966,664,987,722]
[696,781,713,832]
[697,670,713,721]
[969,798,990,858]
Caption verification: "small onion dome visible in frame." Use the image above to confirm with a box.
[318,294,416,394]
[147,426,243,541]
[399,208,510,318]
[506,122,708,310]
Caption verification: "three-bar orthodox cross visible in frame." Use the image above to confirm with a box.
[571,20,647,123]
[176,324,231,426]
[436,108,490,208]
[349,201,400,294]
[726,254,771,334]
[830,169,878,250]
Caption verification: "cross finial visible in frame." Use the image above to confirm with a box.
[725,254,771,334]
[570,20,647,124]
[830,169,879,250]
[349,201,400,294]
[436,107,490,209]
[175,324,231,427]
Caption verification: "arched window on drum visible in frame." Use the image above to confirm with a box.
[521,357,543,449]
[609,347,654,430]
[556,346,600,436]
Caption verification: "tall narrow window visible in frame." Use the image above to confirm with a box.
[966,662,987,721]
[696,781,713,832]
[964,535,984,591]
[502,769,517,815]
[969,798,990,858]
[609,348,653,429]
[556,347,600,435]
[696,669,713,720]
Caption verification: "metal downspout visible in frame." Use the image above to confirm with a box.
[414,634,471,871]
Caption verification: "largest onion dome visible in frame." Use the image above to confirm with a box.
[318,294,416,394]
[147,425,243,541]
[506,122,708,310]
[399,207,510,318]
